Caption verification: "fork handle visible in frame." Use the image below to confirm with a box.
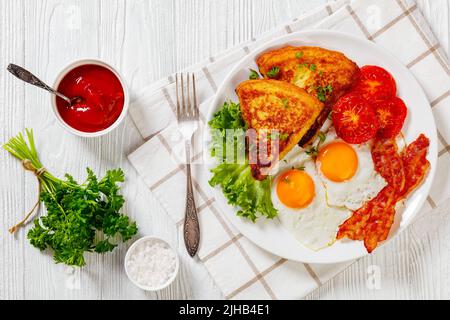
[183,141,200,257]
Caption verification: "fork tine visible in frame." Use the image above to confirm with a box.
[175,73,180,121]
[187,73,191,118]
[177,73,199,121]
[192,73,199,120]
[182,73,187,120]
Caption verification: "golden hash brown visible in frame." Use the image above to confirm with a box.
[236,79,324,179]
[256,46,359,104]
[257,46,359,145]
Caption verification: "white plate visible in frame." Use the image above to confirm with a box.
[204,30,437,264]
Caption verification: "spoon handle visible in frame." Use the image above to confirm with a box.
[7,64,53,91]
[7,64,71,104]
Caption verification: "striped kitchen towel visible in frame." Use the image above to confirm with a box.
[128,0,450,299]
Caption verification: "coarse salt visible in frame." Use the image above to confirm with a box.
[126,238,177,288]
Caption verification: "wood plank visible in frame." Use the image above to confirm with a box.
[0,0,27,300]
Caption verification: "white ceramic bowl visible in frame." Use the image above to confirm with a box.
[51,58,129,138]
[124,236,180,291]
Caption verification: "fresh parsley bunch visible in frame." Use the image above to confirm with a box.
[4,129,137,267]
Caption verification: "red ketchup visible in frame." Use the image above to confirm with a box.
[56,64,124,133]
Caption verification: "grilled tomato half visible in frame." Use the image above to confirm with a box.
[374,97,408,138]
[332,94,379,144]
[353,65,396,101]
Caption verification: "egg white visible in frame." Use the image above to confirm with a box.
[272,157,351,251]
[316,129,387,211]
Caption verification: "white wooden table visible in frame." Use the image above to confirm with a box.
[1,0,449,300]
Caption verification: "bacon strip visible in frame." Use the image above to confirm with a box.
[371,137,405,192]
[336,203,371,241]
[362,186,397,252]
[337,134,430,253]
[337,138,403,243]
[361,137,405,252]
[399,134,430,200]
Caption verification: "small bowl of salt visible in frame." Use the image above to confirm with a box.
[124,236,179,291]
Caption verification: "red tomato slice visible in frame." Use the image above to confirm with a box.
[374,97,407,138]
[332,94,379,144]
[353,65,396,101]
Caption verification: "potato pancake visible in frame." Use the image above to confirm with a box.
[236,79,324,179]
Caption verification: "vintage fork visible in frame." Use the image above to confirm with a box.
[175,73,200,257]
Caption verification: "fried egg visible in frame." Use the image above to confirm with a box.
[316,128,387,210]
[272,151,351,251]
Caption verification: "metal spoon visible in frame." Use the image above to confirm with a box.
[7,63,83,106]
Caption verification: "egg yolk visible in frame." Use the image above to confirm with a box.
[276,169,315,208]
[317,141,358,182]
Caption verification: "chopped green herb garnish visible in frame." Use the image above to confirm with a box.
[318,131,326,143]
[298,63,308,69]
[327,110,333,120]
[309,64,317,71]
[269,131,288,141]
[318,70,324,77]
[297,166,305,171]
[267,66,280,78]
[305,146,318,157]
[295,51,303,59]
[270,132,279,140]
[281,98,289,108]
[316,84,333,102]
[249,68,260,80]
[283,176,291,184]
[317,91,326,102]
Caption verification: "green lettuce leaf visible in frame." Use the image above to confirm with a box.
[208,101,278,222]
